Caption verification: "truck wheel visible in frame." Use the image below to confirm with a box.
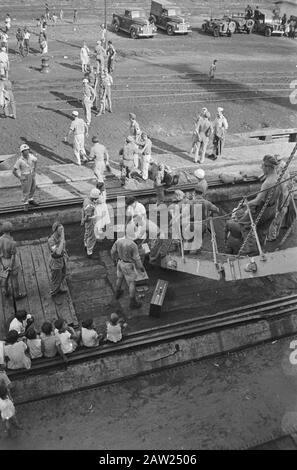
[213,27,219,37]
[130,28,137,39]
[149,15,156,25]
[201,23,206,32]
[264,27,272,36]
[113,20,120,33]
[227,30,232,37]
[246,19,254,29]
[228,21,236,34]
[167,25,174,35]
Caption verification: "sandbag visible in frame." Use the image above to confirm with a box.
[219,172,244,184]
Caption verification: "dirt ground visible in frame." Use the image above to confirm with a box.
[2,335,297,450]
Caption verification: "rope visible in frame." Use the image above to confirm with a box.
[191,173,297,225]
[237,143,297,257]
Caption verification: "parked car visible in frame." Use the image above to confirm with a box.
[253,9,284,36]
[149,0,191,35]
[201,18,236,37]
[112,8,157,38]
[225,13,254,33]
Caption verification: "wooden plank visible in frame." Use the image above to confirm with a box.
[1,276,14,333]
[0,285,7,339]
[30,244,57,324]
[40,242,78,326]
[18,245,45,331]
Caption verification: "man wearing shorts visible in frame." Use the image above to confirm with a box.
[110,230,145,309]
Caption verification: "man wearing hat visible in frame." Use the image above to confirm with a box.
[106,40,116,74]
[81,188,101,258]
[88,136,111,182]
[110,224,145,309]
[129,113,141,145]
[0,222,26,299]
[191,108,212,163]
[238,154,282,255]
[212,107,228,159]
[13,144,38,211]
[65,110,88,165]
[121,136,140,179]
[48,221,67,296]
[94,40,106,74]
[82,78,96,126]
[138,132,152,180]
[194,169,208,196]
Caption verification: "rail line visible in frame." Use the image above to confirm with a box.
[0,174,261,217]
[7,294,297,406]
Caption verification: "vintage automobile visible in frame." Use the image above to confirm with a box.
[149,0,191,35]
[112,8,157,38]
[253,9,284,36]
[201,17,236,37]
[225,13,254,33]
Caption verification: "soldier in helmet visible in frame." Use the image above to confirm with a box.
[0,221,27,299]
[81,188,101,258]
[12,144,38,211]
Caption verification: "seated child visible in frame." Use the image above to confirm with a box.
[81,319,100,348]
[0,383,22,437]
[106,313,127,344]
[40,321,67,361]
[25,329,42,359]
[4,330,31,370]
[54,319,79,355]
[9,310,34,336]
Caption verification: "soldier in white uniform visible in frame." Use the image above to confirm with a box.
[65,110,88,165]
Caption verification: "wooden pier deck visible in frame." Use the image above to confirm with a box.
[0,239,77,339]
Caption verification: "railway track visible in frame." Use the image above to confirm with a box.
[10,70,294,108]
[7,294,297,406]
[0,174,261,216]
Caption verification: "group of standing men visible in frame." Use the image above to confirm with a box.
[80,38,116,122]
[190,106,228,163]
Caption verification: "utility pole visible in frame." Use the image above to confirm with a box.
[104,0,107,48]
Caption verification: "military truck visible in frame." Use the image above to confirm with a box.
[112,9,157,38]
[149,0,191,35]
[227,13,254,33]
[201,17,236,37]
[253,9,284,36]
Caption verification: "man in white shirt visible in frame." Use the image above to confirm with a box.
[88,136,111,182]
[0,46,9,79]
[212,107,228,159]
[5,14,11,33]
[23,27,30,55]
[12,144,38,210]
[65,110,88,165]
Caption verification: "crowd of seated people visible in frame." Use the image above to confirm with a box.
[0,310,128,372]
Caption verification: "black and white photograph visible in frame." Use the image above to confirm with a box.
[0,0,297,453]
